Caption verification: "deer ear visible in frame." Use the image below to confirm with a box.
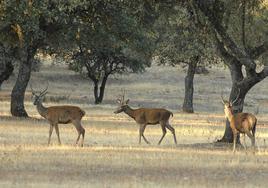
[116,99,121,104]
[125,99,130,104]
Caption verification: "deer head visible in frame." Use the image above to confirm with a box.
[30,83,49,105]
[114,91,130,114]
[221,90,240,118]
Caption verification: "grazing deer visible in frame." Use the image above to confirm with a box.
[114,93,177,145]
[221,92,257,152]
[30,84,86,147]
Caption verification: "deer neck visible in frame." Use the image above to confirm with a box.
[124,106,136,119]
[36,100,48,119]
[224,108,234,122]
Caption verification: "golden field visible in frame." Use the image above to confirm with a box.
[1,63,268,188]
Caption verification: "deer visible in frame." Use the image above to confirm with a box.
[114,92,177,145]
[221,91,257,153]
[30,83,86,147]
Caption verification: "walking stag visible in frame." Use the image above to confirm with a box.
[31,84,86,147]
[114,93,177,145]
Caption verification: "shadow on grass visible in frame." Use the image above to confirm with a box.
[0,115,46,123]
[174,141,260,153]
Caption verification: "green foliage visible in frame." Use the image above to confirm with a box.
[68,47,149,81]
[64,0,154,81]
[0,0,75,51]
[222,0,267,54]
[154,5,216,67]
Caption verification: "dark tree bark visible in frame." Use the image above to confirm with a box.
[182,56,199,113]
[11,47,35,117]
[193,0,268,143]
[93,80,99,104]
[93,74,109,104]
[0,62,14,89]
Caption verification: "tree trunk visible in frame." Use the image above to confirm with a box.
[0,62,14,89]
[10,48,34,117]
[219,63,259,143]
[93,75,108,104]
[182,56,199,113]
[98,75,108,104]
[93,80,99,104]
[193,0,268,144]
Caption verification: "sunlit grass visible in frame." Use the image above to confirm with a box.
[1,64,268,187]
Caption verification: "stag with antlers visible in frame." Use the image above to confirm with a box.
[221,90,257,152]
[114,92,177,145]
[30,83,86,147]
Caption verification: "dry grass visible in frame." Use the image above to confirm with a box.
[1,63,268,187]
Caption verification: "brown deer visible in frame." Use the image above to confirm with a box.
[114,93,177,145]
[221,91,257,152]
[30,84,86,147]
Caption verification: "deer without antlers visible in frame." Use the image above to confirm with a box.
[114,93,177,145]
[31,83,86,147]
[221,91,257,152]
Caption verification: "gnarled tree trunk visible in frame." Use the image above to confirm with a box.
[219,66,262,143]
[193,0,268,143]
[182,56,199,113]
[11,47,35,117]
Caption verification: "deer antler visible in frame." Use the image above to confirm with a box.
[39,82,49,97]
[231,89,240,106]
[116,89,127,104]
[116,94,122,104]
[30,81,49,97]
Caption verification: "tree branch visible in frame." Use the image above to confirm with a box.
[257,66,268,80]
[249,41,268,59]
[214,31,236,67]
[239,66,268,91]
[194,0,256,70]
[241,0,246,49]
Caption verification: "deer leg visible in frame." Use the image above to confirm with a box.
[73,121,85,147]
[158,123,166,145]
[48,123,54,146]
[75,127,81,146]
[139,124,150,144]
[54,124,61,146]
[142,135,150,144]
[232,130,238,153]
[242,133,247,150]
[139,125,142,144]
[80,126,85,147]
[166,123,177,145]
[245,130,255,147]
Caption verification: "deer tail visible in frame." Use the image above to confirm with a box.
[80,109,86,117]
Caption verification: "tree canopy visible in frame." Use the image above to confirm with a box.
[55,0,155,104]
[0,0,267,119]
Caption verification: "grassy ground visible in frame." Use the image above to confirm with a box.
[1,63,268,187]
